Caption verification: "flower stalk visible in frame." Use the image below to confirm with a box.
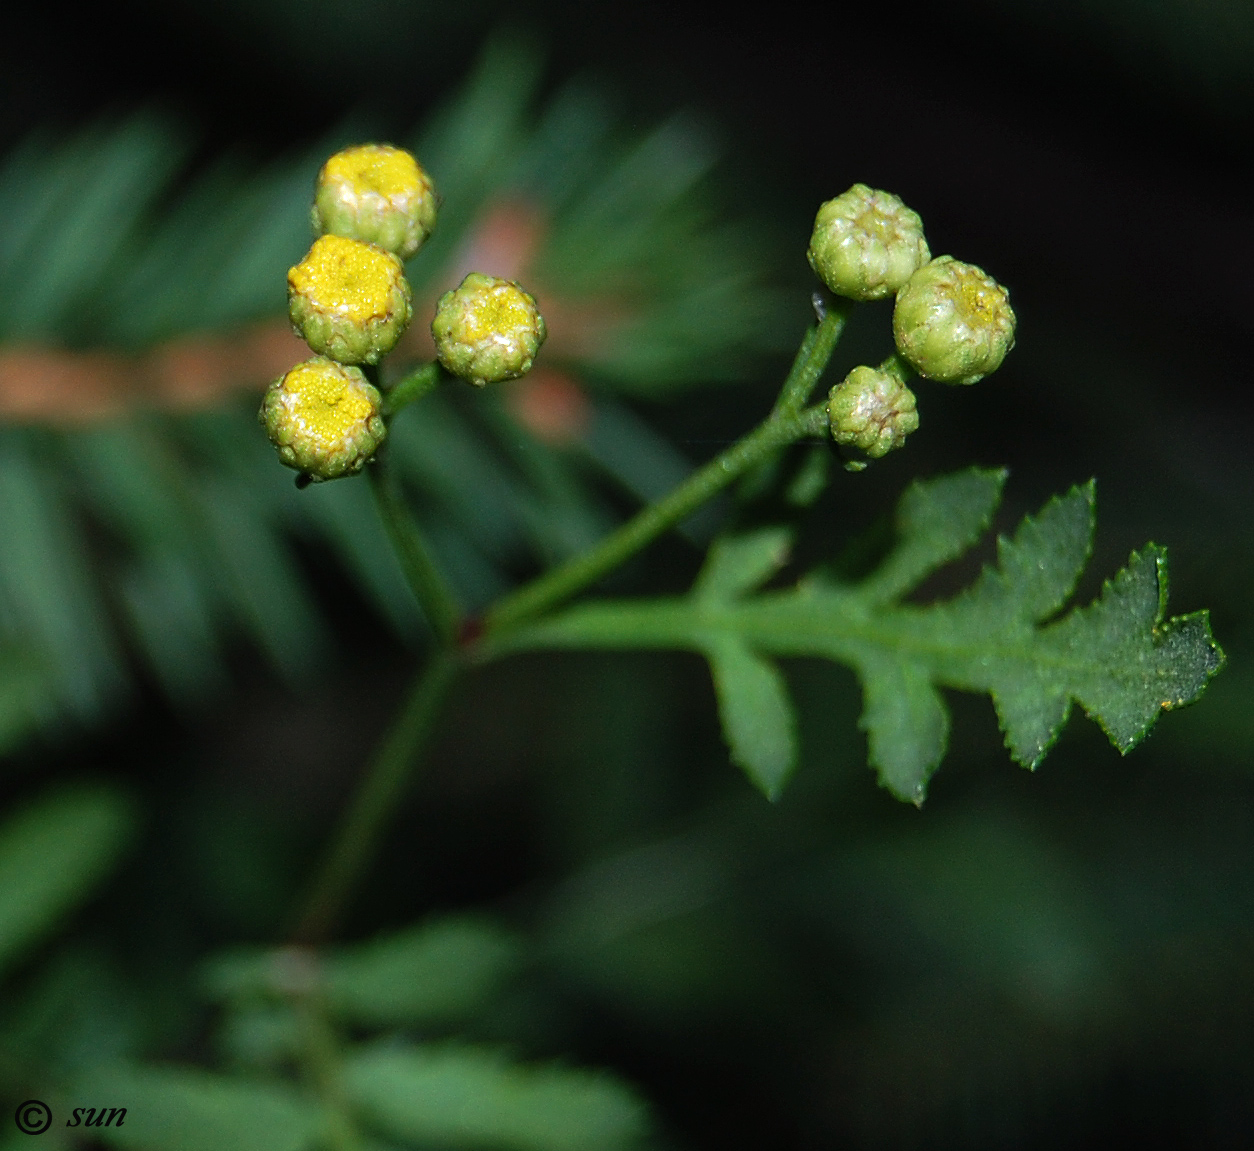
[368,459,462,646]
[290,649,460,944]
[483,392,834,637]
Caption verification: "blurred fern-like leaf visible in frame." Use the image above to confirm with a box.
[0,783,135,982]
[0,36,796,741]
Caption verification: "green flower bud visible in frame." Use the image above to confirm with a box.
[288,234,412,365]
[311,144,438,261]
[828,365,919,461]
[807,184,930,301]
[432,273,547,387]
[892,256,1015,385]
[260,357,386,481]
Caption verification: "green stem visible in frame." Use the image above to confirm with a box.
[772,303,849,414]
[290,652,460,943]
[878,351,913,385]
[368,461,462,646]
[285,316,844,943]
[382,360,444,417]
[482,314,846,638]
[483,399,832,636]
[289,978,365,1151]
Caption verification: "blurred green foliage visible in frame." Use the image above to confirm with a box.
[0,37,796,736]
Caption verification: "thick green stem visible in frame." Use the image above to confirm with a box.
[484,400,832,636]
[290,652,460,943]
[369,461,462,646]
[382,360,444,417]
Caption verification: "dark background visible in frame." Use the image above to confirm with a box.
[2,2,1253,1148]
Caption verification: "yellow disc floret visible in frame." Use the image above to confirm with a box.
[324,146,420,201]
[312,144,438,260]
[289,234,402,325]
[260,357,387,481]
[288,234,412,365]
[282,359,376,436]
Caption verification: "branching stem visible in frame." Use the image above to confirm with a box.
[772,304,849,415]
[483,398,832,635]
[289,319,841,943]
[382,360,445,417]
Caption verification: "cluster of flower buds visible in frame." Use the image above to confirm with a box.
[809,184,1016,463]
[263,143,547,482]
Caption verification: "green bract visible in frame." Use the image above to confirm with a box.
[828,365,919,462]
[432,272,547,386]
[893,255,1015,384]
[807,184,930,301]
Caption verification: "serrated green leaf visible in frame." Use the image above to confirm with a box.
[78,1064,319,1151]
[498,469,1224,802]
[703,635,796,798]
[0,784,135,981]
[948,481,1094,628]
[1023,546,1218,754]
[344,1043,650,1151]
[857,467,1005,605]
[694,526,792,603]
[858,655,948,805]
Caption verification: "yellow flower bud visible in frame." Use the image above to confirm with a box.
[260,357,386,481]
[807,185,930,301]
[828,365,918,463]
[311,143,438,260]
[431,273,547,387]
[288,234,412,365]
